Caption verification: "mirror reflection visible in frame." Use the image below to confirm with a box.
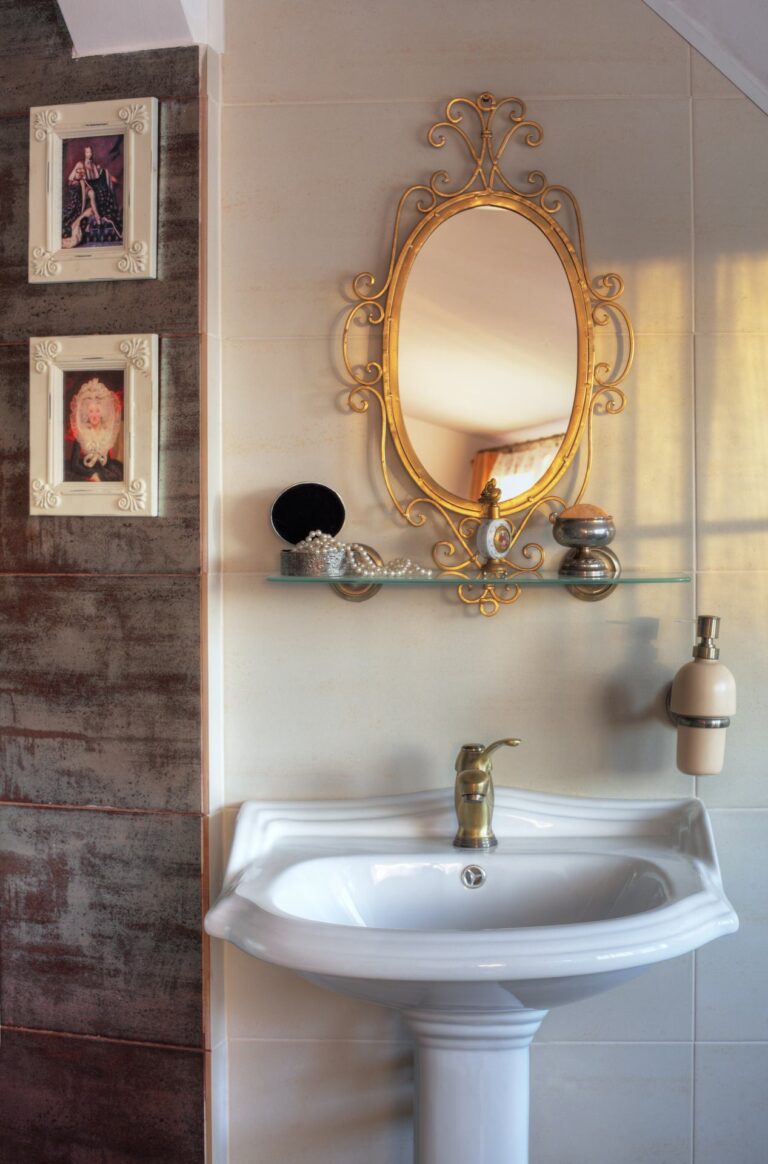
[397,205,578,504]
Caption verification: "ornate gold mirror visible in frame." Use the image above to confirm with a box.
[343,92,633,614]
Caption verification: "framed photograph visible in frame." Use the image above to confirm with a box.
[29,334,159,517]
[29,97,158,283]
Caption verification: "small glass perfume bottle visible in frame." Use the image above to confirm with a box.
[475,478,513,567]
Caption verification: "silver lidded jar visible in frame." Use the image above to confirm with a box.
[553,503,617,579]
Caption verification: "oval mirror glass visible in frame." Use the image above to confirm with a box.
[396,205,578,506]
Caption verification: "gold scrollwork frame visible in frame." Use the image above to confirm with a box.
[342,92,633,615]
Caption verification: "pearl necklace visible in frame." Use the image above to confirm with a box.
[291,530,435,579]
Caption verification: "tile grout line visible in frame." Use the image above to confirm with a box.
[691,103,699,1057]
[0,572,202,578]
[687,148,697,1119]
[0,1022,206,1053]
[689,42,700,819]
[225,1035,768,1046]
[0,93,201,122]
[0,333,201,347]
[690,1042,697,1163]
[696,807,768,813]
[0,799,203,817]
[222,570,768,582]
[217,94,745,110]
[218,331,768,342]
[692,1007,699,1163]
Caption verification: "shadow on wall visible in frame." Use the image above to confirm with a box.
[232,1039,414,1162]
[600,617,676,776]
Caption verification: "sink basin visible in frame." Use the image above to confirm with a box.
[206,786,737,1164]
[264,850,669,929]
[208,786,736,1008]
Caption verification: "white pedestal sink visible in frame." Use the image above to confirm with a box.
[206,788,737,1164]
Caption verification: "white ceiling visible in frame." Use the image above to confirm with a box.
[56,2,768,115]
[56,0,223,55]
[642,0,768,114]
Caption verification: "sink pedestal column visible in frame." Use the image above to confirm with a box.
[405,1008,547,1164]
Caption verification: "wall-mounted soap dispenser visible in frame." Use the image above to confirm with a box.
[667,616,736,775]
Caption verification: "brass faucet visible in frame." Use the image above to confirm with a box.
[452,738,521,849]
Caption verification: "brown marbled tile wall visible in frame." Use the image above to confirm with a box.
[0,3,204,1161]
[0,575,201,809]
[0,98,199,341]
[0,1029,205,1164]
[0,807,202,1044]
[0,338,200,574]
[0,14,199,114]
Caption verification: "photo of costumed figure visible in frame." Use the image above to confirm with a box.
[64,374,125,483]
[61,135,124,249]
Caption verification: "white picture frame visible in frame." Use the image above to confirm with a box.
[29,334,159,517]
[29,97,158,283]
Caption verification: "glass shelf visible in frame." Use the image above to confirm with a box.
[267,570,691,589]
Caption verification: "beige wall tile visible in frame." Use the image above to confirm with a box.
[221,101,433,340]
[222,573,694,806]
[223,0,690,106]
[204,95,222,340]
[691,50,743,98]
[694,573,768,807]
[203,47,222,103]
[209,1041,229,1164]
[694,1044,768,1164]
[532,1043,692,1163]
[208,923,227,1051]
[694,98,768,333]
[225,943,692,1047]
[221,98,693,340]
[225,945,405,1042]
[221,338,373,573]
[695,335,768,574]
[585,333,694,571]
[228,1039,413,1164]
[541,954,693,1042]
[695,811,768,1041]
[531,98,693,337]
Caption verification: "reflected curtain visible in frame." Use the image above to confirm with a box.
[468,449,499,501]
[470,434,565,501]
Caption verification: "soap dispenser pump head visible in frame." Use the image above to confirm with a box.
[693,615,720,660]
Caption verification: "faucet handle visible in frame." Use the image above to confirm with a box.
[455,738,521,773]
[480,738,522,764]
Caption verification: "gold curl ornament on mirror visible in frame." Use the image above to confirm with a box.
[342,92,633,616]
